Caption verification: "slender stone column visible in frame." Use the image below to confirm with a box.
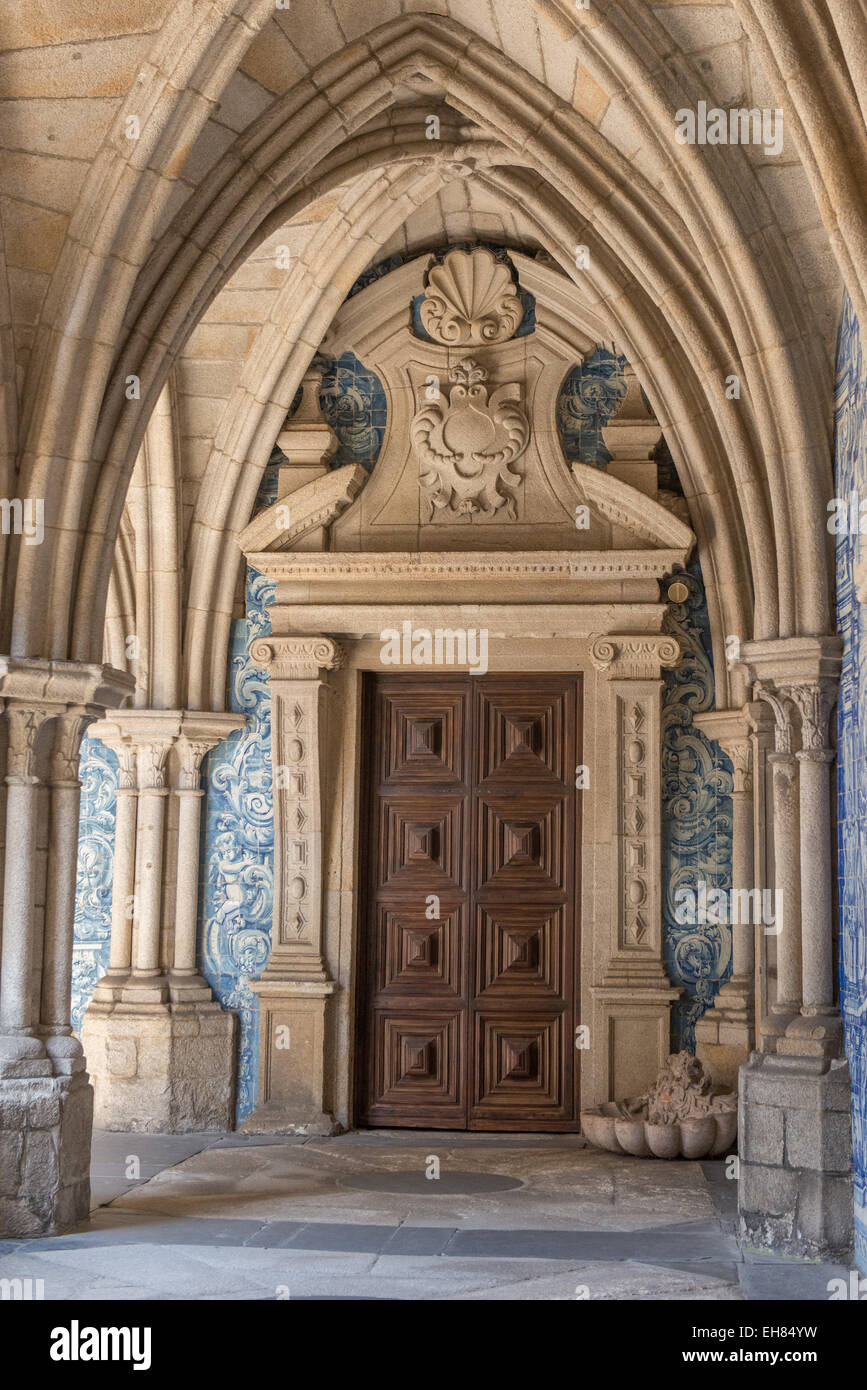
[169,738,213,1001]
[40,710,94,1075]
[107,745,138,980]
[0,705,53,1063]
[778,679,841,1056]
[243,635,344,1134]
[693,706,757,1085]
[125,740,171,1001]
[754,686,802,1044]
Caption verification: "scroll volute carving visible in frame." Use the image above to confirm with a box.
[411,358,529,520]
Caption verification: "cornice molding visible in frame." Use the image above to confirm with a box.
[238,464,367,556]
[245,548,688,584]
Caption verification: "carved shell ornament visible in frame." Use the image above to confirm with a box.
[419,248,524,346]
[411,358,530,520]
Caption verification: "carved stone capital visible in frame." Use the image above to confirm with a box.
[779,679,838,755]
[755,683,797,755]
[136,741,173,792]
[4,703,54,784]
[590,634,680,679]
[693,706,755,792]
[720,737,753,794]
[252,636,345,681]
[115,742,138,791]
[49,707,98,785]
[176,739,214,791]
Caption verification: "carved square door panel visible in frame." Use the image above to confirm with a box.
[358,674,581,1130]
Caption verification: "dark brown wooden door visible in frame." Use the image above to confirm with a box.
[357,673,581,1130]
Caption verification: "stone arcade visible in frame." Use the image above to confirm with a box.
[0,0,865,1284]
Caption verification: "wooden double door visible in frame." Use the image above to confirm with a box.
[357,673,582,1130]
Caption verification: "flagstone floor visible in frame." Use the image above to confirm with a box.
[0,1131,850,1300]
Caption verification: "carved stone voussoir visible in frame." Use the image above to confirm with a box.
[252,636,345,681]
[419,247,523,346]
[590,634,681,679]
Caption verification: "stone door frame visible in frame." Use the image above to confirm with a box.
[240,549,685,1134]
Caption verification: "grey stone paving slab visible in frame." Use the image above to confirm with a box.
[382,1226,458,1256]
[738,1257,852,1300]
[211,1134,313,1148]
[338,1171,524,1195]
[276,1223,399,1253]
[444,1223,737,1262]
[20,1214,266,1250]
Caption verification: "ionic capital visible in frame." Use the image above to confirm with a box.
[251,635,345,681]
[589,633,680,679]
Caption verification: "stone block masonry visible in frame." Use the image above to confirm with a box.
[739,1052,854,1261]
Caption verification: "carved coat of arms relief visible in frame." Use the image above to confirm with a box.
[410,358,530,520]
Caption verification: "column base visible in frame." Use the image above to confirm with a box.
[738,1051,854,1261]
[776,1008,844,1059]
[167,970,216,1004]
[243,976,337,1134]
[760,1003,801,1052]
[695,977,754,1088]
[82,999,237,1132]
[0,1071,92,1237]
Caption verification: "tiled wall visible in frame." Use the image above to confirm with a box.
[199,564,275,1125]
[835,290,867,1271]
[71,736,118,1034]
[661,560,734,1050]
[557,348,629,469]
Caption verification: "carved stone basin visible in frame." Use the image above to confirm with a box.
[581,1051,737,1159]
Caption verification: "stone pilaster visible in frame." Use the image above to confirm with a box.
[82,709,243,1133]
[588,634,683,1101]
[693,706,757,1086]
[0,658,132,1238]
[242,635,343,1135]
